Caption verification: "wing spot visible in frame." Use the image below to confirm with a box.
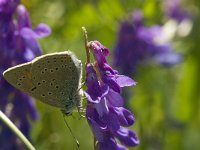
[38,65,41,68]
[48,92,52,95]
[22,76,25,79]
[50,69,54,73]
[55,68,58,70]
[50,83,53,86]
[55,85,59,89]
[38,82,41,86]
[42,80,46,83]
[17,83,21,86]
[41,71,44,74]
[44,68,47,71]
[47,60,50,63]
[42,94,45,97]
[31,87,37,92]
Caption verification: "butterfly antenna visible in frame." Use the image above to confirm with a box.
[62,114,80,148]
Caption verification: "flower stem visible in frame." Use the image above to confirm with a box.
[82,27,90,64]
[94,137,97,150]
[0,110,36,150]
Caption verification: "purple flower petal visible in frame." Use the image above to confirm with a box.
[106,89,124,107]
[24,48,36,61]
[113,107,135,126]
[94,98,109,117]
[84,91,101,103]
[23,38,41,56]
[116,144,128,150]
[97,136,117,150]
[114,128,140,147]
[87,117,105,142]
[154,52,182,67]
[115,75,136,87]
[102,111,120,132]
[34,24,51,38]
[17,5,31,29]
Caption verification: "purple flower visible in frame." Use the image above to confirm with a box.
[0,0,51,149]
[112,11,182,76]
[89,41,136,93]
[85,41,139,150]
[164,0,192,23]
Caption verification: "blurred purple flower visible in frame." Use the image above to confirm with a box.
[0,0,51,149]
[85,41,139,150]
[164,0,191,23]
[112,11,182,76]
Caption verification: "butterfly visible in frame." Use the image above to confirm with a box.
[3,51,82,116]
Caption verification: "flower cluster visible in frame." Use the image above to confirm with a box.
[112,11,182,76]
[85,41,139,150]
[0,0,51,149]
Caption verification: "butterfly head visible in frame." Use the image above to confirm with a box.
[61,91,82,116]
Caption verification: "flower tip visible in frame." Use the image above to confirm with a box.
[35,23,51,38]
[17,4,26,14]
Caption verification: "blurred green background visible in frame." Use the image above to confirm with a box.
[21,0,200,149]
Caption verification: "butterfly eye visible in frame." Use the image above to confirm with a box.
[65,112,71,116]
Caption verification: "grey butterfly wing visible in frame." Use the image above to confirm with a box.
[30,51,82,109]
[3,61,62,108]
[3,51,82,110]
[3,62,34,93]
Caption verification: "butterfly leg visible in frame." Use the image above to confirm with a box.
[77,107,85,119]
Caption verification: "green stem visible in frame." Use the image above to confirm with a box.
[82,27,90,64]
[0,110,36,150]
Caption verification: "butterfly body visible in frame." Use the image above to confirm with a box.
[3,51,82,115]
